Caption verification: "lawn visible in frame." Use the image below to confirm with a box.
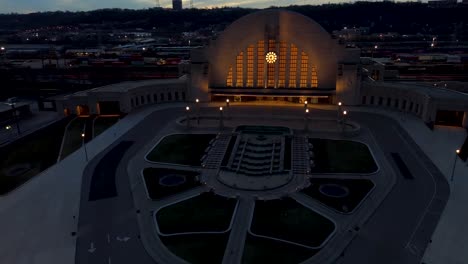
[301,178,375,213]
[60,117,87,159]
[0,117,70,194]
[160,233,229,264]
[93,116,119,138]
[251,198,335,247]
[146,134,216,166]
[242,234,317,264]
[156,192,237,234]
[309,138,378,174]
[143,168,201,200]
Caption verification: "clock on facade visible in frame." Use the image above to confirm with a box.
[265,52,277,64]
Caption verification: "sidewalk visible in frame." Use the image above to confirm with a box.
[345,106,468,264]
[0,104,177,264]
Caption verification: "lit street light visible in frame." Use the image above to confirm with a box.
[304,109,310,132]
[342,110,348,133]
[219,107,224,129]
[451,149,461,182]
[195,98,200,125]
[4,102,21,135]
[304,100,308,110]
[338,102,342,122]
[226,99,230,119]
[81,132,88,162]
[185,106,191,129]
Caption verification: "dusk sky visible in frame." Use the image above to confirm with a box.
[0,0,420,14]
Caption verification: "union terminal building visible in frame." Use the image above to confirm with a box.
[56,9,468,128]
[190,9,361,105]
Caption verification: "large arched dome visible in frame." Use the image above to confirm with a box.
[208,9,350,89]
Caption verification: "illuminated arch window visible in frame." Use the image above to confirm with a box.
[227,67,233,87]
[311,66,318,88]
[226,41,315,89]
[246,45,254,87]
[267,40,276,87]
[257,40,265,87]
[236,52,244,87]
[278,42,287,88]
[300,52,308,88]
[288,44,298,88]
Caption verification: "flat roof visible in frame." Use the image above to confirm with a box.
[0,101,30,112]
[57,76,187,99]
[378,81,468,101]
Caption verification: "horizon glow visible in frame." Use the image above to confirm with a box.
[0,0,425,14]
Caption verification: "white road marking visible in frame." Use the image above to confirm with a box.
[116,236,131,242]
[88,242,96,253]
[108,256,112,264]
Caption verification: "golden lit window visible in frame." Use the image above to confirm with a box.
[227,67,233,87]
[236,52,243,87]
[300,52,308,88]
[311,66,318,88]
[257,40,265,87]
[267,39,276,87]
[289,44,298,88]
[278,42,287,88]
[247,45,254,87]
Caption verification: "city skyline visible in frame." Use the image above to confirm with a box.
[0,0,424,14]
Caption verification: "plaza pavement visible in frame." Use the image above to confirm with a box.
[0,102,465,264]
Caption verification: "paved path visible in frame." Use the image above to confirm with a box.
[222,198,254,264]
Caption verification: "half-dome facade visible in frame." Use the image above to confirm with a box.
[189,9,362,105]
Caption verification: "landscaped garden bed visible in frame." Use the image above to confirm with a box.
[309,138,378,173]
[143,168,201,200]
[301,178,375,213]
[146,134,216,166]
[156,192,237,234]
[250,198,335,247]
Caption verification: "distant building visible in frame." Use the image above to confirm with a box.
[172,0,182,10]
[428,0,458,8]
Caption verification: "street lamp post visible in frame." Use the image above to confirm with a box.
[338,102,342,123]
[451,149,461,182]
[5,125,12,138]
[342,111,348,134]
[185,106,190,129]
[226,99,230,119]
[304,109,309,132]
[195,98,200,125]
[219,107,224,130]
[81,132,88,162]
[5,102,21,135]
[304,100,308,110]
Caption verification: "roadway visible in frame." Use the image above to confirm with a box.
[75,108,183,264]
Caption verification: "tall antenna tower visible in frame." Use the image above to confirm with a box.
[155,0,160,7]
[190,0,193,9]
